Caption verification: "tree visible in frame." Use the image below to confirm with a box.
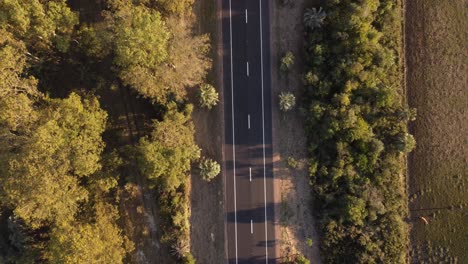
[198,157,221,182]
[0,0,78,52]
[198,83,219,109]
[279,92,296,112]
[303,7,326,30]
[280,51,294,71]
[0,93,107,228]
[110,3,210,103]
[46,202,133,264]
[137,103,200,191]
[154,0,195,15]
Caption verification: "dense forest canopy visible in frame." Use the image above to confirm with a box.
[0,0,209,263]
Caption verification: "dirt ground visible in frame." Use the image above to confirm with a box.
[405,0,467,262]
[189,0,226,263]
[270,0,321,263]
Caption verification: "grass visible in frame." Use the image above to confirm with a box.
[405,0,467,262]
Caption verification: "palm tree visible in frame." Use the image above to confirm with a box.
[303,7,327,30]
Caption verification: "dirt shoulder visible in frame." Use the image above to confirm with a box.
[405,0,467,262]
[189,0,225,263]
[270,0,321,263]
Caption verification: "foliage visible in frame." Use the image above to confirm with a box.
[199,157,221,182]
[279,92,296,112]
[0,93,107,228]
[286,157,299,169]
[0,0,207,261]
[303,7,326,30]
[303,1,413,263]
[198,83,219,109]
[306,238,313,247]
[0,0,78,52]
[47,202,133,264]
[136,103,199,262]
[280,51,295,71]
[137,103,200,191]
[295,254,310,264]
[108,2,210,103]
[154,0,195,15]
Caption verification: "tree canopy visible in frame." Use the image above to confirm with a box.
[138,103,200,191]
[0,93,107,228]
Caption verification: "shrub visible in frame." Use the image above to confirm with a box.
[198,84,219,109]
[279,92,296,112]
[198,157,221,182]
[280,51,295,71]
[286,157,298,169]
[306,238,313,247]
[295,254,310,264]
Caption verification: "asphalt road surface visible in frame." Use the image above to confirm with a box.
[222,0,276,263]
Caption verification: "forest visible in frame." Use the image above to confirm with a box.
[303,0,414,263]
[0,0,209,263]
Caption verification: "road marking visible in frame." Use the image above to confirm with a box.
[259,1,269,263]
[245,9,248,23]
[246,61,249,76]
[249,167,252,181]
[228,1,238,263]
[248,114,251,129]
[251,220,253,234]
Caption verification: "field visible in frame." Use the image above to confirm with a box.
[405,0,468,262]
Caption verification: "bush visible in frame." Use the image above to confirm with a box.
[306,238,313,247]
[280,51,295,71]
[198,84,219,109]
[198,157,221,182]
[279,92,296,112]
[286,157,298,169]
[181,253,196,264]
[295,254,310,264]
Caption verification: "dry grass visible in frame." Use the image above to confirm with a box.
[271,0,321,263]
[405,0,468,262]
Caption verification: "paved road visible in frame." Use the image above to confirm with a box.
[222,0,276,263]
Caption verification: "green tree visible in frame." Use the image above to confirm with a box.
[47,202,133,264]
[0,93,107,228]
[198,157,221,182]
[279,92,296,112]
[0,0,78,52]
[137,103,200,191]
[198,83,219,109]
[110,3,210,103]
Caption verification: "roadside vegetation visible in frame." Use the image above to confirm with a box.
[303,1,414,263]
[0,0,210,263]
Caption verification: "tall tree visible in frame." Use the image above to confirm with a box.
[46,202,132,264]
[0,93,107,228]
[0,0,78,52]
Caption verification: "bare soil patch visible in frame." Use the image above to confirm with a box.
[270,0,321,263]
[405,0,468,262]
